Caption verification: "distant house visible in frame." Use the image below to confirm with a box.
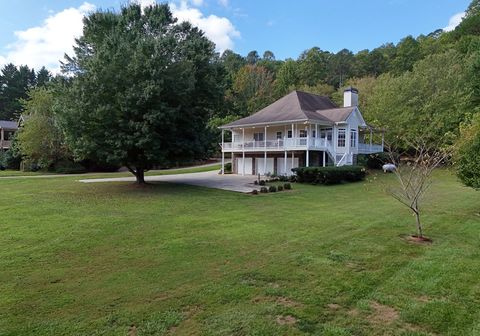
[219,88,384,175]
[0,120,18,150]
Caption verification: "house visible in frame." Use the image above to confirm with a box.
[0,120,18,150]
[219,87,384,175]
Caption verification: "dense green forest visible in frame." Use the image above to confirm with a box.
[0,0,479,186]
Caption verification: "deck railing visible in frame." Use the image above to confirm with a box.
[221,137,333,151]
[358,143,383,154]
[0,140,12,149]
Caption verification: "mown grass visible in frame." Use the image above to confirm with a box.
[0,163,221,179]
[0,169,479,335]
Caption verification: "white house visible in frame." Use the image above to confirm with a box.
[219,87,384,175]
[0,120,18,150]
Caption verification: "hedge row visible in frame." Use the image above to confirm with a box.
[292,166,366,185]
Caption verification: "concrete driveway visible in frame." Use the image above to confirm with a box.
[79,170,258,193]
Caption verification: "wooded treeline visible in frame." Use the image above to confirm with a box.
[209,0,480,150]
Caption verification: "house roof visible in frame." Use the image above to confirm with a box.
[0,120,18,130]
[220,90,355,128]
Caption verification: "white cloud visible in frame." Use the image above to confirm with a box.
[443,11,466,32]
[191,0,204,6]
[170,1,240,52]
[135,0,156,10]
[0,0,239,72]
[218,0,229,7]
[0,2,95,73]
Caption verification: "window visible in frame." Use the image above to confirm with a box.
[322,128,333,141]
[253,133,264,141]
[312,130,316,138]
[337,129,346,147]
[287,130,292,138]
[276,131,282,139]
[3,131,15,141]
[299,130,307,138]
[350,129,357,148]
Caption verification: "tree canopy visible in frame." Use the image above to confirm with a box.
[57,3,224,183]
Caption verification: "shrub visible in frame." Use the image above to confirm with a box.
[277,185,284,191]
[278,174,289,182]
[284,183,292,190]
[268,185,277,192]
[260,186,268,193]
[54,160,87,174]
[0,148,21,170]
[0,151,6,170]
[252,189,259,195]
[358,153,390,169]
[259,180,266,186]
[292,166,366,185]
[254,180,259,185]
[223,162,232,173]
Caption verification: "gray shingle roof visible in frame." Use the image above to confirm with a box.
[220,91,355,128]
[0,120,18,130]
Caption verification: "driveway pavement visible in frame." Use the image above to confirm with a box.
[79,170,258,193]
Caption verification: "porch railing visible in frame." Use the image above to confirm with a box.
[358,143,383,154]
[0,140,12,149]
[221,137,333,151]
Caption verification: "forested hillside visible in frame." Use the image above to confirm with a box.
[210,0,480,149]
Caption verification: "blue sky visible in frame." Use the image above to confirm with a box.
[0,0,471,71]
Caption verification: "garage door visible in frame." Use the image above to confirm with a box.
[236,157,253,175]
[277,157,299,176]
[256,158,274,175]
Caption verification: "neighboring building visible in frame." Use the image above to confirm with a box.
[0,120,18,150]
[219,88,384,175]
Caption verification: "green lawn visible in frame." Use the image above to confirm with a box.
[1,169,479,335]
[0,163,221,179]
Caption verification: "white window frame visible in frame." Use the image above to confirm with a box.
[337,128,346,147]
[276,131,282,139]
[350,129,357,148]
[299,130,307,138]
[253,132,264,141]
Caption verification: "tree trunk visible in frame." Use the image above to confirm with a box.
[414,210,423,238]
[135,168,145,184]
[126,165,146,185]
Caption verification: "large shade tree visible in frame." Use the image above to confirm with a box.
[58,3,224,183]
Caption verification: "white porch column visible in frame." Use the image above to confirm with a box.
[333,126,337,161]
[284,150,287,175]
[306,131,310,167]
[323,151,326,167]
[221,129,225,174]
[291,123,294,145]
[264,126,267,175]
[242,128,245,176]
[231,130,234,173]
